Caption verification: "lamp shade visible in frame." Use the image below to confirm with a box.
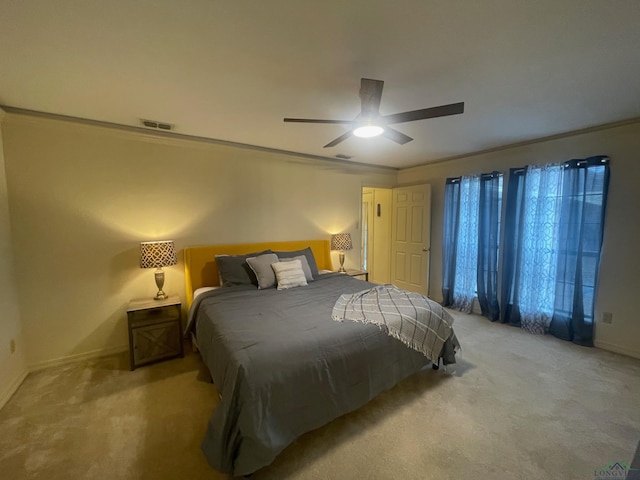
[331,233,353,251]
[140,240,178,268]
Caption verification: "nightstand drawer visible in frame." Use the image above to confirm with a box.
[128,305,180,327]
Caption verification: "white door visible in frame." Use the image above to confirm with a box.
[391,184,431,295]
[362,187,392,284]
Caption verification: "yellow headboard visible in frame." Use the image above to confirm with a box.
[184,239,332,308]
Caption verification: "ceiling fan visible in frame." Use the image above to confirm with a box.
[284,78,464,148]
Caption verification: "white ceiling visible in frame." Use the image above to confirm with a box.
[1,0,639,169]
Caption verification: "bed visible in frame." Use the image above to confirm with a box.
[184,240,457,476]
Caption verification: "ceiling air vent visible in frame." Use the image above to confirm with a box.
[141,119,174,131]
[335,154,352,160]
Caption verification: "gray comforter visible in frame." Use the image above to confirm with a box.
[186,274,457,476]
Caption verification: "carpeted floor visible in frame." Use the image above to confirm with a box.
[1,310,639,480]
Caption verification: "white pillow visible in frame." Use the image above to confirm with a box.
[279,255,313,282]
[271,259,308,290]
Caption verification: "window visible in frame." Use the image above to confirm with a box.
[501,156,609,345]
[443,172,503,319]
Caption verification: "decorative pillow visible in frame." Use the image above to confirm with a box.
[271,259,308,290]
[215,250,272,287]
[274,247,319,279]
[246,253,279,289]
[279,255,313,282]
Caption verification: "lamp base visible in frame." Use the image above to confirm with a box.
[154,269,168,300]
[338,251,346,272]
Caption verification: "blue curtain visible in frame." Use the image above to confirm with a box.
[549,156,610,346]
[443,174,502,318]
[500,167,525,327]
[477,173,502,321]
[501,156,609,345]
[442,179,460,307]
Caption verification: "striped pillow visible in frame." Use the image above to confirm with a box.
[278,255,313,282]
[272,259,308,290]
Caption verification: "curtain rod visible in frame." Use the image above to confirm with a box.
[446,171,503,183]
[512,156,609,175]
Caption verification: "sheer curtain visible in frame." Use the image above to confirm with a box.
[517,164,563,333]
[451,176,480,312]
[501,157,609,344]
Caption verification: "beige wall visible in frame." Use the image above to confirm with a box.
[2,113,396,368]
[0,110,28,407]
[398,121,640,358]
[2,110,638,373]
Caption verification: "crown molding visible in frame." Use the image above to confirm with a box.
[403,116,640,170]
[0,106,398,172]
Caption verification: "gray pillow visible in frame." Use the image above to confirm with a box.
[215,250,272,286]
[279,255,313,282]
[246,253,279,289]
[274,247,319,279]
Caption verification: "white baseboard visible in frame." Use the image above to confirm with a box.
[594,340,640,360]
[0,368,29,411]
[28,344,129,372]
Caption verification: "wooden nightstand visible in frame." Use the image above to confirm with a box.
[344,269,369,281]
[127,295,184,371]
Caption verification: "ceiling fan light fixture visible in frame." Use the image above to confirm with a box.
[353,124,384,138]
[284,78,464,148]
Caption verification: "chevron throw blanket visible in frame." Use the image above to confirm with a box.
[332,285,456,363]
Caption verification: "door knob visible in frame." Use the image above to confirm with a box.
[422,247,430,252]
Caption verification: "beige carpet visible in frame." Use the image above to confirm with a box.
[1,311,639,480]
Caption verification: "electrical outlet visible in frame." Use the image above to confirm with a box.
[10,339,16,354]
[602,312,613,324]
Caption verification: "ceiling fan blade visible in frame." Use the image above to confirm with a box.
[383,127,413,145]
[360,78,384,117]
[323,131,353,148]
[283,118,352,124]
[382,102,465,125]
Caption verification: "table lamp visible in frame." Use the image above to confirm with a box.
[331,233,353,273]
[140,240,178,300]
